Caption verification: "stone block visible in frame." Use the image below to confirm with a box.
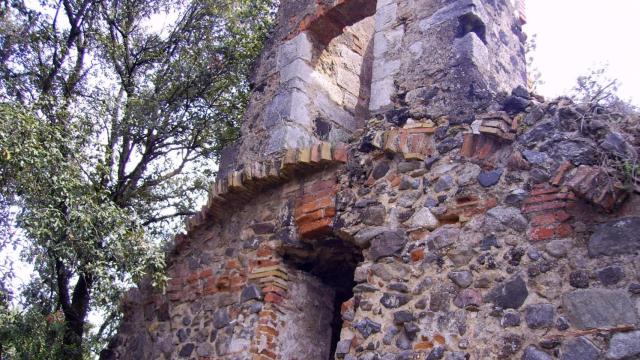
[280,58,313,84]
[370,78,395,112]
[562,289,639,330]
[588,217,640,257]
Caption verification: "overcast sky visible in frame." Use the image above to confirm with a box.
[525,0,640,105]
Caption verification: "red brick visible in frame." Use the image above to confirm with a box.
[298,217,333,238]
[531,213,556,227]
[460,134,476,157]
[256,245,276,258]
[295,208,325,223]
[332,145,348,163]
[524,192,574,205]
[257,325,279,337]
[522,201,570,214]
[389,174,401,187]
[531,185,560,196]
[414,341,434,351]
[264,292,283,304]
[296,195,334,215]
[410,248,425,262]
[340,298,354,315]
[556,223,573,237]
[531,209,573,226]
[314,196,335,209]
[529,226,555,241]
[323,206,336,218]
[299,188,336,206]
[199,269,214,279]
[186,272,200,284]
[551,161,574,186]
[261,285,286,296]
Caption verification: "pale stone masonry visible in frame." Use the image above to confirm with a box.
[102,1,640,359]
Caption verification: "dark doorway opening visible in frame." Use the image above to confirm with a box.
[283,237,363,359]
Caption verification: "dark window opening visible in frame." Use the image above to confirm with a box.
[457,13,487,44]
[283,237,363,359]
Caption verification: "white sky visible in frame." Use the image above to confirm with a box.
[524,0,640,105]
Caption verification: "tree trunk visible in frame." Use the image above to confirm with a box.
[61,273,93,360]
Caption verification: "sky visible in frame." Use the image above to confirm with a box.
[524,0,640,105]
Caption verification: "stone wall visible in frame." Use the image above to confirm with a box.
[103,0,640,359]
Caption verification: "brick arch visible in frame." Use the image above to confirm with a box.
[293,0,378,46]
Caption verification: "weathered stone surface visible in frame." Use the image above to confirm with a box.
[106,2,640,360]
[448,270,473,288]
[407,207,439,230]
[369,230,407,261]
[372,161,391,179]
[606,330,640,360]
[486,206,528,232]
[240,284,262,302]
[522,345,552,360]
[588,217,640,257]
[213,309,230,329]
[560,337,600,360]
[563,289,639,330]
[501,310,521,327]
[178,343,195,358]
[545,239,573,258]
[569,270,590,289]
[362,205,387,226]
[525,303,555,329]
[393,310,414,324]
[354,226,388,248]
[335,339,352,356]
[434,175,455,192]
[478,169,503,187]
[381,292,411,309]
[453,289,482,310]
[426,225,460,251]
[486,275,528,309]
[354,318,382,339]
[597,266,625,286]
[600,132,635,159]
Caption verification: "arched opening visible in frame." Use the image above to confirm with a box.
[281,235,364,360]
[266,0,377,154]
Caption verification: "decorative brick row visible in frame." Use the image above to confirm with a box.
[183,142,348,232]
[523,184,576,242]
[460,133,506,161]
[460,111,518,161]
[476,111,518,141]
[370,121,437,160]
[249,252,287,360]
[166,259,247,303]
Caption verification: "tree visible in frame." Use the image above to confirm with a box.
[0,0,276,358]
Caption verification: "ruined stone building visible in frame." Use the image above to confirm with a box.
[102,0,640,359]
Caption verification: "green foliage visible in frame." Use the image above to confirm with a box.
[0,307,66,359]
[0,0,277,357]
